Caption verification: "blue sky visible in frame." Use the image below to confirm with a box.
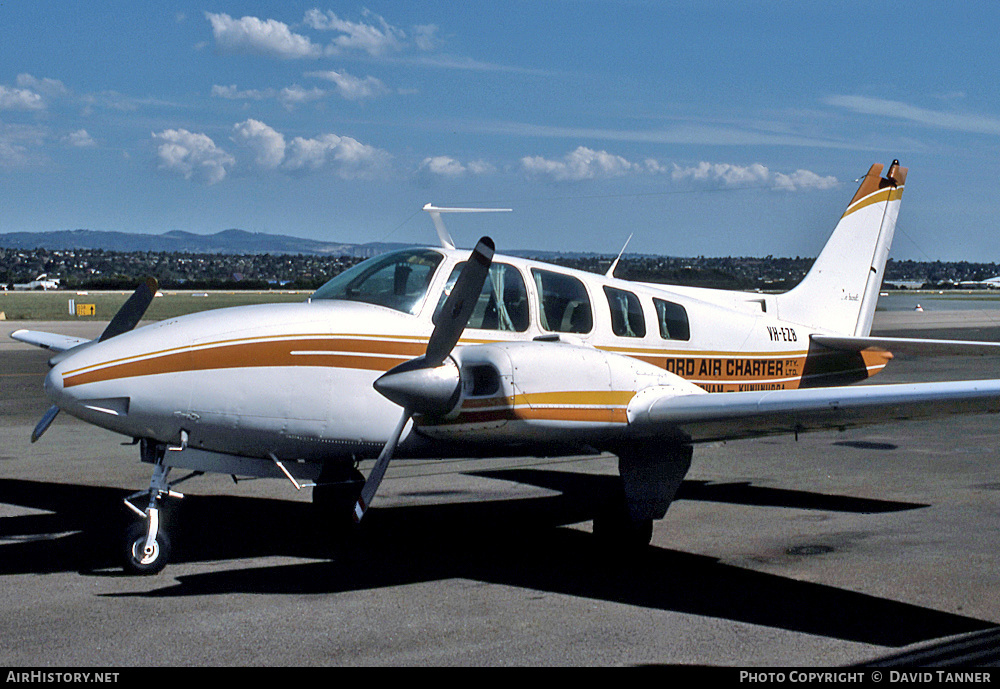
[3,1,1000,261]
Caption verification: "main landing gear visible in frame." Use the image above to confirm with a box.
[592,490,655,552]
[312,462,365,540]
[593,442,693,553]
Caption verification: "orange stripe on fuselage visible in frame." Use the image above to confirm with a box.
[60,334,892,394]
[420,390,633,426]
[61,336,426,387]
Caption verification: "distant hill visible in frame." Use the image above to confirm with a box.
[0,228,411,257]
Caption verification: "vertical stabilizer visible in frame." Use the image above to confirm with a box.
[775,161,906,336]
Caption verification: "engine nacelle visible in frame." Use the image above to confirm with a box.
[413,339,705,444]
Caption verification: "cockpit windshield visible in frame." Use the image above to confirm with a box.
[310,249,444,315]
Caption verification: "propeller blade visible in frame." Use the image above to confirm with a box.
[99,277,159,342]
[31,405,60,443]
[356,237,495,522]
[424,237,494,367]
[353,410,410,523]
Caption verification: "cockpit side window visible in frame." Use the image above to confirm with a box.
[531,269,593,334]
[310,249,443,315]
[433,262,530,332]
[653,298,690,341]
[603,286,646,338]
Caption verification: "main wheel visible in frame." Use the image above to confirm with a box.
[592,488,654,553]
[313,464,365,524]
[123,521,171,575]
[312,464,365,551]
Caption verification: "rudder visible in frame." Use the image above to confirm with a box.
[776,161,906,336]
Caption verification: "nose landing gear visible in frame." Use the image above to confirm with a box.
[122,440,200,575]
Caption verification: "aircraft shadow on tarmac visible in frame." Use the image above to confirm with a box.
[0,468,990,649]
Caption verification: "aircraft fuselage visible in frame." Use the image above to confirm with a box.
[44,248,888,463]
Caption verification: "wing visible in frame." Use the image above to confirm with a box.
[10,329,90,353]
[812,334,1000,356]
[628,379,1000,444]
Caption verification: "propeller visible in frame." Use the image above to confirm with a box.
[31,278,159,443]
[353,237,495,523]
[99,277,160,342]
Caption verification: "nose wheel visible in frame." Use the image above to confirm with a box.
[124,520,171,575]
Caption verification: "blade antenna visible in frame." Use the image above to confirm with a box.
[606,234,633,278]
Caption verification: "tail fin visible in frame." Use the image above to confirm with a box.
[775,160,906,336]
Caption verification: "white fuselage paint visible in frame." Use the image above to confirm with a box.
[43,248,875,463]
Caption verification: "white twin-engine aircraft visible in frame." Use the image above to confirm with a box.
[13,160,1000,574]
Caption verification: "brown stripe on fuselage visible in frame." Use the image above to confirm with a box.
[61,336,425,388]
[61,333,893,396]
[419,404,630,427]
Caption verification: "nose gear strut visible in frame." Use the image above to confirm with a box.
[122,439,201,575]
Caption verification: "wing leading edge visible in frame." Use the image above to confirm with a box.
[628,379,1000,444]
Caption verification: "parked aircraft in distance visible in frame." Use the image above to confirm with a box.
[13,160,1000,574]
[11,274,60,291]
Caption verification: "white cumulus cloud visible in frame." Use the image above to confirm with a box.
[671,161,770,187]
[0,123,46,168]
[229,119,390,179]
[206,12,322,59]
[670,161,837,191]
[152,129,235,184]
[0,85,45,111]
[772,169,839,191]
[412,24,441,51]
[419,155,495,178]
[284,133,390,178]
[305,70,389,101]
[303,8,405,56]
[278,85,326,109]
[521,146,641,181]
[16,74,68,99]
[232,119,285,169]
[211,84,276,101]
[63,129,96,148]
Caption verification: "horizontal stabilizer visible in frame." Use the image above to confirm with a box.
[10,329,90,353]
[812,334,1000,357]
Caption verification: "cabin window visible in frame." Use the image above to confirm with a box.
[653,298,690,341]
[310,249,443,315]
[531,269,593,334]
[433,262,530,332]
[603,286,646,338]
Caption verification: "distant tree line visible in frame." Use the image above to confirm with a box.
[3,247,1000,291]
[1,248,364,291]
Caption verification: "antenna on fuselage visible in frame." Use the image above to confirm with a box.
[423,203,511,250]
[606,233,633,278]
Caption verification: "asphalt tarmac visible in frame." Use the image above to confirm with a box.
[2,312,1000,667]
